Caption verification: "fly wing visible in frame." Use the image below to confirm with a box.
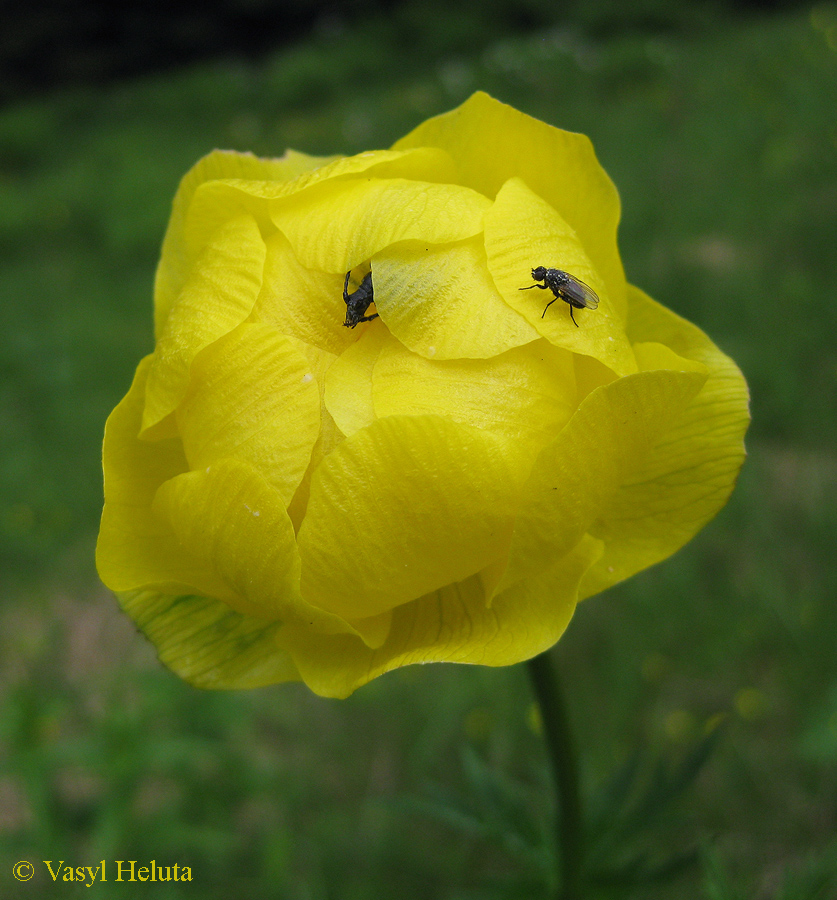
[562,275,600,310]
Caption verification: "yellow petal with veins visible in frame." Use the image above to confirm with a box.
[298,415,523,620]
[143,215,266,435]
[494,367,707,599]
[578,286,750,598]
[176,322,321,507]
[485,177,636,376]
[277,535,602,698]
[155,148,334,334]
[372,236,539,360]
[270,178,491,273]
[393,91,626,319]
[372,338,576,463]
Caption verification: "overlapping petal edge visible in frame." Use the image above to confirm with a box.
[97,92,750,698]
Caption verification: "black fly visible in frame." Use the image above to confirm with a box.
[343,270,378,329]
[519,266,599,327]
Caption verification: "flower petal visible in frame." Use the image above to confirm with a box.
[119,588,301,690]
[253,231,358,356]
[177,147,455,279]
[372,338,576,463]
[495,366,708,597]
[270,178,491,273]
[97,356,200,593]
[393,91,626,319]
[199,147,456,211]
[152,459,302,620]
[275,534,601,698]
[323,320,389,437]
[155,149,333,334]
[176,322,321,507]
[286,399,344,534]
[485,177,636,376]
[268,146,458,198]
[153,459,376,645]
[578,286,750,598]
[372,236,539,360]
[142,215,266,435]
[297,415,522,621]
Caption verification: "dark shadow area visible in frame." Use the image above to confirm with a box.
[1,0,810,102]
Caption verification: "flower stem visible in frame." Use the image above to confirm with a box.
[527,649,583,900]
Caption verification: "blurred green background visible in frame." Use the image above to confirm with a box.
[1,1,836,897]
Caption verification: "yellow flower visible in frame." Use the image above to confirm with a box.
[96,92,749,698]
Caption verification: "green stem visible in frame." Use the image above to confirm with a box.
[527,649,583,900]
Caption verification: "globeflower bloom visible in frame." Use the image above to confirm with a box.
[97,92,749,698]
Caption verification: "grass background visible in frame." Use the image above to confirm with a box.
[1,3,836,897]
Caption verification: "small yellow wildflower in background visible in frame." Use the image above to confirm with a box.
[96,92,749,698]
